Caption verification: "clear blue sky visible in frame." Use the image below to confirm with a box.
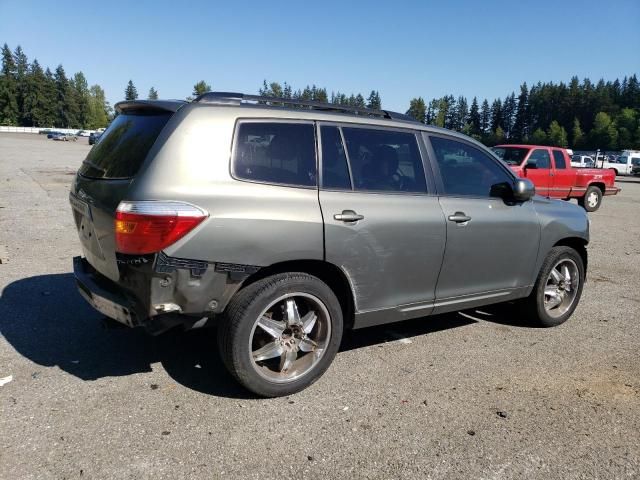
[1,0,639,112]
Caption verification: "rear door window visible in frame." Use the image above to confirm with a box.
[79,112,172,179]
[341,127,427,193]
[233,122,316,187]
[552,150,567,169]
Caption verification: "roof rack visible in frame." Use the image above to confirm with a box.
[194,91,418,123]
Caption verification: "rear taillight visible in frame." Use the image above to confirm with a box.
[115,201,208,254]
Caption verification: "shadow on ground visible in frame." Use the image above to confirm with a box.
[0,273,536,398]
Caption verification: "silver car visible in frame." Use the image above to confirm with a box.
[70,92,589,396]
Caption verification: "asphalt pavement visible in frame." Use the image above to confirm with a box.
[1,133,638,479]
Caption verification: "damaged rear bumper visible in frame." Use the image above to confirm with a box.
[73,254,260,333]
[74,256,139,327]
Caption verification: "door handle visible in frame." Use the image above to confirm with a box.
[334,210,364,222]
[448,212,471,223]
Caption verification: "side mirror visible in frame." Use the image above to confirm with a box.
[513,178,535,201]
[524,160,537,169]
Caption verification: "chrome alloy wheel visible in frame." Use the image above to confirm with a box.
[249,293,331,383]
[587,191,599,208]
[544,259,580,318]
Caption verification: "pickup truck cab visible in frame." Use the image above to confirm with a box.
[493,144,619,212]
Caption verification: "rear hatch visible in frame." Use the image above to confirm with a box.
[70,100,184,281]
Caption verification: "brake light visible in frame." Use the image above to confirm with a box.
[115,201,208,254]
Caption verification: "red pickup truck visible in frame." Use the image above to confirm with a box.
[492,144,620,212]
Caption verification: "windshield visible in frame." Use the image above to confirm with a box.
[491,147,530,165]
[79,112,172,179]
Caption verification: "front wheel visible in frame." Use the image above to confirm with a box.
[522,246,585,327]
[218,273,343,397]
[578,185,602,212]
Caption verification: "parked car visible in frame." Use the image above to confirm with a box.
[71,93,590,397]
[88,131,102,145]
[47,131,62,139]
[571,154,594,168]
[76,130,91,137]
[39,128,53,135]
[608,150,640,176]
[493,144,619,212]
[52,132,77,142]
[593,153,635,175]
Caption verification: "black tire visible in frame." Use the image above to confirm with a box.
[522,246,585,327]
[578,185,602,212]
[218,272,343,397]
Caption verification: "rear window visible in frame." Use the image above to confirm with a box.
[233,122,316,187]
[552,150,567,169]
[491,147,530,165]
[78,112,172,179]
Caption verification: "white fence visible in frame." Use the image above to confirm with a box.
[0,126,96,134]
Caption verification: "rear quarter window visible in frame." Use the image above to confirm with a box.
[232,122,317,187]
[79,112,172,179]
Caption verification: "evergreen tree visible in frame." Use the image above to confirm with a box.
[406,97,426,123]
[426,99,438,125]
[42,68,57,126]
[283,82,292,99]
[512,83,529,142]
[366,90,381,110]
[13,45,29,124]
[73,72,90,128]
[480,99,491,134]
[455,96,468,131]
[125,80,138,100]
[148,87,158,100]
[501,92,516,138]
[54,65,78,127]
[22,59,48,126]
[435,97,449,128]
[0,43,19,124]
[315,87,328,103]
[469,97,481,135]
[490,99,503,132]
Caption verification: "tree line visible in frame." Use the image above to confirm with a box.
[1,41,638,150]
[406,76,640,150]
[0,43,111,129]
[259,80,382,110]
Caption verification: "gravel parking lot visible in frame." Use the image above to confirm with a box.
[1,132,639,479]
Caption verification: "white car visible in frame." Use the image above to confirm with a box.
[571,155,594,168]
[76,130,91,137]
[594,153,635,176]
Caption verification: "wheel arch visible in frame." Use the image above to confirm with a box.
[553,237,588,276]
[239,259,356,329]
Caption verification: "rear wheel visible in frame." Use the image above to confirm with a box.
[578,185,602,212]
[522,246,585,327]
[218,273,343,397]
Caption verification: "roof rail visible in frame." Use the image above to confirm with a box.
[193,91,419,123]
